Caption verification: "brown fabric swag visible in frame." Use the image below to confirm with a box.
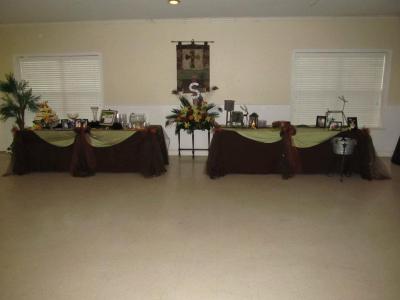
[207,127,389,180]
[12,126,168,177]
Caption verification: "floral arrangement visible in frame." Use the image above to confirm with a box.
[166,91,222,134]
[33,101,59,129]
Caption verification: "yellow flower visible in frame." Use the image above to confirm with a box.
[184,122,190,128]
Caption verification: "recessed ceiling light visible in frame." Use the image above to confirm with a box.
[168,0,181,5]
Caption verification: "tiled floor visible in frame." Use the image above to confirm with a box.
[0,153,399,300]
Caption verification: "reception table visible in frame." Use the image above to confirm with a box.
[207,126,385,180]
[392,136,400,165]
[12,125,168,177]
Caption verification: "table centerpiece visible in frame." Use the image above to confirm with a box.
[166,91,222,134]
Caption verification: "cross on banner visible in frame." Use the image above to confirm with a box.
[185,49,201,69]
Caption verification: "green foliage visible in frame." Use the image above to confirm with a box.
[0,73,40,130]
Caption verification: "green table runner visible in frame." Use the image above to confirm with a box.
[224,127,341,148]
[33,130,137,148]
[88,130,137,147]
[292,128,340,148]
[33,130,76,147]
[224,128,282,144]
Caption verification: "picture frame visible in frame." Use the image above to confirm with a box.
[316,116,327,128]
[81,119,89,128]
[258,120,267,128]
[100,110,117,126]
[347,117,358,129]
[61,119,70,129]
[75,119,82,128]
[231,111,244,127]
[329,121,342,130]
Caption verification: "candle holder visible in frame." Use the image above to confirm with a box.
[90,106,99,122]
[249,112,259,128]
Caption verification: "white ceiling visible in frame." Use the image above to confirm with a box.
[0,0,399,24]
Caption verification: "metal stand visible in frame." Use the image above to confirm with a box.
[225,111,232,127]
[178,129,211,158]
[330,137,356,182]
[339,143,347,182]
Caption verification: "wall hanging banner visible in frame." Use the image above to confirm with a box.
[177,43,210,93]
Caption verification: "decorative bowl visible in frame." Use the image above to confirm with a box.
[67,113,79,120]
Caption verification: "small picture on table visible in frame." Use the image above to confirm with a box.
[231,111,244,127]
[316,116,327,128]
[61,119,70,129]
[329,121,342,130]
[81,119,89,128]
[75,119,82,128]
[347,117,358,129]
[100,110,117,126]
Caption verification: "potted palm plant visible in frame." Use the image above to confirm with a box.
[0,73,40,130]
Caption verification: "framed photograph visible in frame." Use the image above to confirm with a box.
[329,121,342,130]
[75,119,82,128]
[258,120,267,128]
[347,117,358,129]
[61,119,70,129]
[231,111,244,127]
[100,110,117,126]
[81,119,89,128]
[316,116,327,128]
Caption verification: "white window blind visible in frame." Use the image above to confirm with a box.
[291,51,387,127]
[17,54,103,119]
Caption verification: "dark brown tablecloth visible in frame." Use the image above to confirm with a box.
[206,129,282,178]
[392,136,400,165]
[12,126,168,177]
[207,128,378,180]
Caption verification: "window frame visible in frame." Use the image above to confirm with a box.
[13,52,105,119]
[290,49,392,129]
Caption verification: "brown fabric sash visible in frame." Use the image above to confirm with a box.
[70,127,96,177]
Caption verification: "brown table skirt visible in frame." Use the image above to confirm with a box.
[13,126,168,177]
[207,128,375,179]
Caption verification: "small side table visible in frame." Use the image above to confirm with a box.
[178,129,211,158]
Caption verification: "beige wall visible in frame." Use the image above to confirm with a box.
[0,17,399,106]
[1,17,400,152]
